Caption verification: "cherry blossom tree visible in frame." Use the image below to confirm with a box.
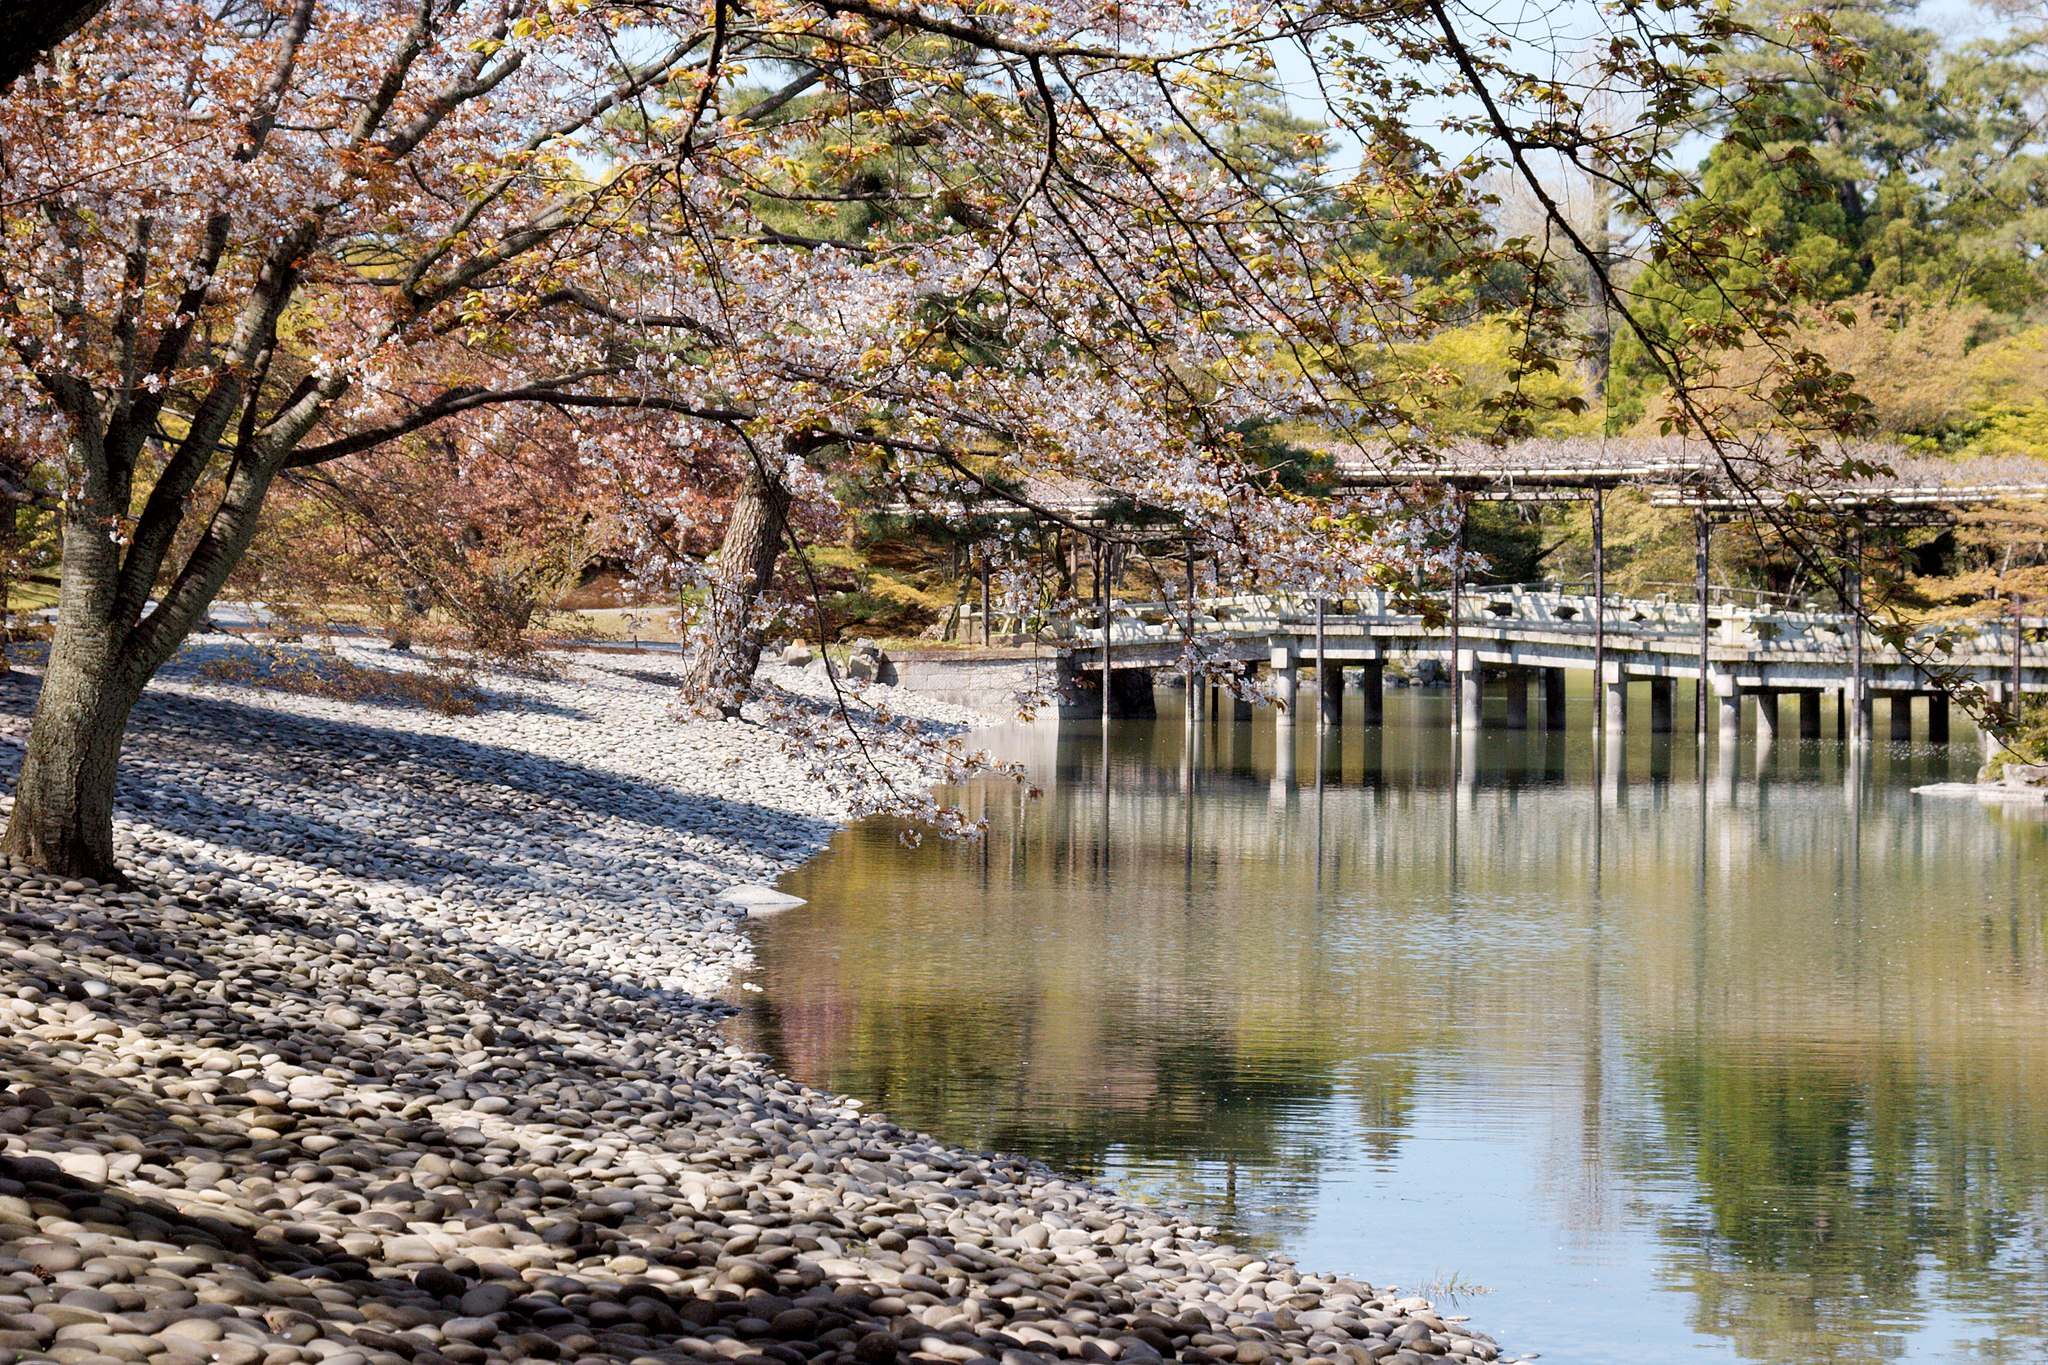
[0,0,1875,877]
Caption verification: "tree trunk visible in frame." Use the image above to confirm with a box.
[3,640,142,881]
[2,509,145,880]
[680,451,791,717]
[4,438,285,878]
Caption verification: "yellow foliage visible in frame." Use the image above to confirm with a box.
[1648,300,2048,452]
[1795,298,1987,436]
[1392,322,1599,439]
[1948,324,2048,458]
[866,575,948,612]
[805,545,867,573]
[1961,324,2048,411]
[1962,408,2048,460]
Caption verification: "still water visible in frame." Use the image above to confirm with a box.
[738,689,2048,1364]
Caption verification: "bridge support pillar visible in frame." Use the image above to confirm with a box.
[1360,659,1384,725]
[1713,677,1741,747]
[1110,668,1158,719]
[1649,677,1674,734]
[1542,667,1567,730]
[1799,689,1822,739]
[1458,653,1484,729]
[1711,743,1738,807]
[1319,661,1344,728]
[1928,692,1951,744]
[1602,663,1628,732]
[1601,726,1626,803]
[1270,647,1297,724]
[1755,689,1781,741]
[1505,668,1530,730]
[1234,665,1256,722]
[1273,727,1296,792]
[1889,693,1913,743]
[1853,685,1874,748]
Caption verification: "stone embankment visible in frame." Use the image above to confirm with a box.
[0,647,1515,1365]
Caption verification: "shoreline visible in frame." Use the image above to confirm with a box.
[0,644,1518,1365]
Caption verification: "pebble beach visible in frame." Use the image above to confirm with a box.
[0,645,1514,1365]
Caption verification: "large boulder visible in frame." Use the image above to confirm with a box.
[846,646,883,683]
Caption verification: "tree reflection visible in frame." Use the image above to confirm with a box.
[744,700,2048,1361]
[1640,1041,2048,1362]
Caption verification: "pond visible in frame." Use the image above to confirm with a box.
[736,687,2048,1365]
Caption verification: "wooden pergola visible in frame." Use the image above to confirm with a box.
[1328,439,2048,740]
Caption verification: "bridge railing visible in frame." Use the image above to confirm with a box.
[1018,590,2041,666]
[1055,587,1858,650]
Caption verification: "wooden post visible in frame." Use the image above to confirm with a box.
[1851,525,1868,746]
[2012,596,2025,721]
[1591,487,1605,734]
[1695,503,1710,743]
[1889,693,1913,743]
[1450,499,1466,731]
[1315,594,1328,732]
[1184,543,1199,726]
[1799,689,1822,740]
[1098,540,1111,724]
[1928,691,1950,743]
[0,501,13,676]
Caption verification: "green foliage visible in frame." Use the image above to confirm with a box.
[1168,76,1334,203]
[1609,0,2048,427]
[1234,420,1331,494]
[1982,699,2048,776]
[1463,503,1549,585]
[1942,324,2048,457]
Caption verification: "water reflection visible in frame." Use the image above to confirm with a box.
[741,690,2048,1365]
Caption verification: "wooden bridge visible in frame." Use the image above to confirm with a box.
[1041,585,2044,746]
